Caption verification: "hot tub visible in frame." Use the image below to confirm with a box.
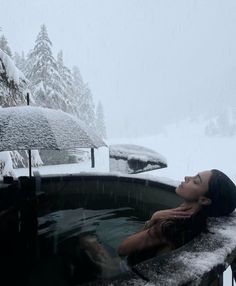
[1,174,236,286]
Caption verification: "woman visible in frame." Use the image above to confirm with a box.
[76,169,236,283]
[118,169,236,265]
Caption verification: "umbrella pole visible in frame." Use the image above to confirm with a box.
[91,148,95,168]
[27,92,30,105]
[26,92,32,178]
[28,150,32,178]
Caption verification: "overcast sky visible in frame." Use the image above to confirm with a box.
[1,0,236,138]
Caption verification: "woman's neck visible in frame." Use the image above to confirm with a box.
[181,201,203,214]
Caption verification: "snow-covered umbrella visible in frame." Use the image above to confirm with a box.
[0,106,106,177]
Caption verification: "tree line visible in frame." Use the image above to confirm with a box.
[0,24,106,139]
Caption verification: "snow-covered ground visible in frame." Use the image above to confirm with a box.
[13,117,236,284]
[14,147,109,176]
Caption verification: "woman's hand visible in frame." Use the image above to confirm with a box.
[151,206,193,221]
[142,206,194,230]
[142,206,193,229]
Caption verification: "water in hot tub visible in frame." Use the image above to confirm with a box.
[36,207,146,284]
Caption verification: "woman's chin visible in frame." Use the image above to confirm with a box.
[175,186,180,194]
[175,186,184,198]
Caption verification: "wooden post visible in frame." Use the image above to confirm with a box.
[91,148,95,168]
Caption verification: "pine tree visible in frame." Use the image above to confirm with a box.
[96,101,107,139]
[71,66,96,128]
[81,84,96,128]
[56,50,74,112]
[0,49,26,106]
[26,24,61,108]
[71,66,83,114]
[72,66,84,93]
[0,35,12,57]
[14,51,27,74]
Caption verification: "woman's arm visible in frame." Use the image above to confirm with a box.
[117,224,164,256]
[118,206,192,257]
[136,206,192,233]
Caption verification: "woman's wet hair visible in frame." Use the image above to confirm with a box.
[204,169,236,217]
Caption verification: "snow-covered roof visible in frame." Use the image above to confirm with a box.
[109,144,167,174]
[110,144,167,164]
[0,49,26,85]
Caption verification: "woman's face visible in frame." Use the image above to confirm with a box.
[176,170,212,202]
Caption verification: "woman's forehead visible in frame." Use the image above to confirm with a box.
[198,170,212,183]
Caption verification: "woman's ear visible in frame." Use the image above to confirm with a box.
[199,196,212,206]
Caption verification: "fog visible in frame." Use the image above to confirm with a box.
[1,0,236,138]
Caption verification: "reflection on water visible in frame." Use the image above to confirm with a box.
[34,207,146,285]
[38,207,144,250]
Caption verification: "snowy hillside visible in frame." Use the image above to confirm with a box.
[109,118,236,184]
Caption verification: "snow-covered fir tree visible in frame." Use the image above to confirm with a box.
[71,66,84,96]
[71,66,96,128]
[56,50,75,113]
[80,83,96,128]
[24,25,100,132]
[96,101,106,139]
[14,51,27,74]
[70,66,83,116]
[0,35,12,57]
[0,48,26,106]
[26,24,62,108]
